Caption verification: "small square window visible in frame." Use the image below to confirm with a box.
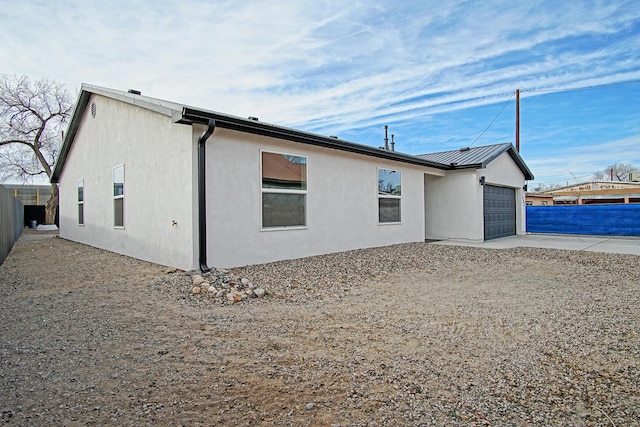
[379,198,401,223]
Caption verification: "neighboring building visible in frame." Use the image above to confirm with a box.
[525,192,554,206]
[2,184,53,226]
[546,181,640,205]
[51,84,534,270]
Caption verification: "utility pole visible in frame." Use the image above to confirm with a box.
[515,89,520,152]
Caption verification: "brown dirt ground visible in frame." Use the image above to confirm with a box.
[1,230,639,426]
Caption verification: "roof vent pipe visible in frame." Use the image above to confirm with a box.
[384,125,389,150]
[197,118,216,272]
[391,134,395,152]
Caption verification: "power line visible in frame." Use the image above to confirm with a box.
[453,78,638,151]
[469,92,514,147]
[532,173,593,186]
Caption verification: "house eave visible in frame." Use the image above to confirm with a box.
[51,84,183,183]
[506,147,535,181]
[417,143,534,181]
[53,85,535,184]
[176,107,450,170]
[51,90,92,183]
[470,144,535,181]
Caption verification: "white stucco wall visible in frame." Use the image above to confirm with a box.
[425,169,483,241]
[202,127,443,267]
[57,94,529,269]
[424,152,527,242]
[57,94,197,269]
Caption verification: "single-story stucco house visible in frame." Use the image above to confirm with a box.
[51,84,534,270]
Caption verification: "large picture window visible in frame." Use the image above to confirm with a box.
[113,164,125,228]
[378,168,401,223]
[261,151,307,228]
[77,179,84,225]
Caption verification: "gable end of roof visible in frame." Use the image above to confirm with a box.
[51,85,188,183]
[417,143,534,180]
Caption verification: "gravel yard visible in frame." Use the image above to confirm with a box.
[1,230,639,426]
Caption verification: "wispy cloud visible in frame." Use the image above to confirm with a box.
[1,0,638,183]
[527,134,640,184]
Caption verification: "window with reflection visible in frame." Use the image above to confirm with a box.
[261,151,307,228]
[378,168,401,223]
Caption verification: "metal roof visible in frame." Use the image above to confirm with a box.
[417,143,534,180]
[51,85,534,182]
[176,105,449,170]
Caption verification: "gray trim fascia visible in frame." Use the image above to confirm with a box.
[177,108,449,170]
[51,90,91,183]
[419,143,534,180]
[55,85,535,184]
[505,147,535,181]
[81,84,180,118]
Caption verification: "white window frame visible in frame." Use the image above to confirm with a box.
[77,179,84,226]
[260,150,308,230]
[113,164,125,229]
[377,167,402,224]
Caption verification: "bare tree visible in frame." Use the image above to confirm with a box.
[593,163,636,182]
[0,75,73,224]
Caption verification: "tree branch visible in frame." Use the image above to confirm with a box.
[1,74,71,181]
[0,139,33,147]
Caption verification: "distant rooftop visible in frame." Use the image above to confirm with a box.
[1,184,52,206]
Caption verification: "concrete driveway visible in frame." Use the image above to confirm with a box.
[434,233,640,256]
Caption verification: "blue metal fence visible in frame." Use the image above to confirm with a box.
[526,204,640,236]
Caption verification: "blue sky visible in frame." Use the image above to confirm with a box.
[1,0,639,187]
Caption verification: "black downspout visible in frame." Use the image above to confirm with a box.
[198,119,216,272]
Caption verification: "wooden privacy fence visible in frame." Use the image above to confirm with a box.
[526,204,640,236]
[0,184,24,264]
